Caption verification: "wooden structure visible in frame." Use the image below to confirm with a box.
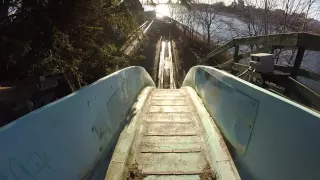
[203,32,320,111]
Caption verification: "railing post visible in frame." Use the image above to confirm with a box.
[291,47,305,78]
[234,45,239,62]
[271,46,275,54]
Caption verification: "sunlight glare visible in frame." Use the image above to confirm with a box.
[156,4,171,18]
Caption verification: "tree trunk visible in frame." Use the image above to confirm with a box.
[264,0,268,35]
[0,0,9,19]
[301,0,313,31]
[207,27,210,45]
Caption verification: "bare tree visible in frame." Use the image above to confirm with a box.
[236,0,277,36]
[301,0,316,31]
[168,3,179,19]
[233,0,317,35]
[185,8,198,39]
[175,6,188,35]
[174,6,197,37]
[195,2,218,45]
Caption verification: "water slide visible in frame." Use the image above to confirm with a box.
[1,65,320,180]
[1,16,320,180]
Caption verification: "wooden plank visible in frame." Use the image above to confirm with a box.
[297,33,320,51]
[203,41,234,62]
[274,65,320,81]
[215,60,234,70]
[151,100,187,106]
[148,106,190,113]
[141,136,201,152]
[287,77,320,111]
[146,122,197,136]
[205,33,320,67]
[232,33,320,51]
[141,153,206,174]
[144,113,194,123]
[227,62,320,82]
[298,69,320,81]
[291,47,305,78]
[204,33,320,76]
[233,33,299,47]
[232,63,250,73]
[144,175,200,180]
[233,45,240,62]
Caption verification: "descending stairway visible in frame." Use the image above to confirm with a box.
[106,88,223,180]
[138,89,208,179]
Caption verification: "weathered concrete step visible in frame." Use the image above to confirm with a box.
[148,106,190,113]
[152,92,185,97]
[141,153,206,174]
[152,96,186,100]
[141,136,201,152]
[145,122,197,136]
[162,85,171,89]
[144,175,200,180]
[151,100,186,106]
[154,90,182,93]
[144,113,195,123]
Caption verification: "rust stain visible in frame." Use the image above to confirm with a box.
[200,164,216,180]
[127,163,145,180]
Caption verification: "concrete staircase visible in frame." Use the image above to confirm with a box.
[138,89,208,179]
[105,87,239,180]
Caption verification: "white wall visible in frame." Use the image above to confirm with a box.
[0,66,154,180]
[183,66,320,180]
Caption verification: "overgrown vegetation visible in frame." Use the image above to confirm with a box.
[0,0,144,90]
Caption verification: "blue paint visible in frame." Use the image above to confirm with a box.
[0,67,154,180]
[183,66,320,180]
[192,68,258,153]
[1,65,320,180]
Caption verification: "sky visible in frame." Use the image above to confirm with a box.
[141,0,320,20]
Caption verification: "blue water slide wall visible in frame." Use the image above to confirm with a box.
[0,67,154,180]
[183,66,320,180]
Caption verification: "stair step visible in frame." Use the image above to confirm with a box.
[141,136,201,152]
[151,100,186,106]
[141,153,206,174]
[145,122,197,136]
[144,113,195,123]
[152,96,186,100]
[148,106,190,113]
[144,175,200,180]
[152,92,184,97]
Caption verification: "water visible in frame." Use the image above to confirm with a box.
[144,4,320,91]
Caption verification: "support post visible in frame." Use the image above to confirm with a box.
[271,46,275,54]
[291,47,305,78]
[234,45,239,62]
